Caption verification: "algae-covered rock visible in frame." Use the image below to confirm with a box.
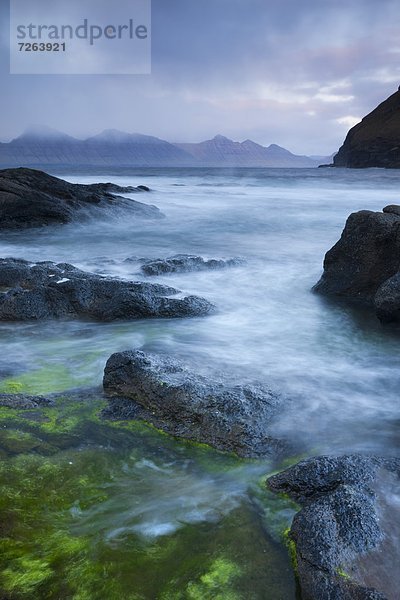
[267,454,400,600]
[103,349,285,458]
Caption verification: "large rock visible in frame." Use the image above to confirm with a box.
[313,207,400,322]
[334,89,400,168]
[267,455,400,600]
[0,259,215,321]
[102,350,283,457]
[140,254,244,276]
[0,167,161,229]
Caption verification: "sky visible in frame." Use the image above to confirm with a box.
[1,0,400,154]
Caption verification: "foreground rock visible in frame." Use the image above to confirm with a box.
[140,254,245,276]
[313,206,400,322]
[333,89,400,168]
[268,455,400,600]
[0,259,215,321]
[0,167,160,229]
[103,350,283,457]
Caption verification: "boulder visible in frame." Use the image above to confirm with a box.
[140,254,245,276]
[0,259,215,321]
[313,207,400,322]
[102,350,283,457]
[0,167,161,229]
[267,455,400,600]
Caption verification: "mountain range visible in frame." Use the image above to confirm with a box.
[0,126,329,168]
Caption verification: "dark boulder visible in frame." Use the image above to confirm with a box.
[267,455,400,600]
[0,167,161,229]
[0,259,215,321]
[140,254,245,276]
[102,350,283,457]
[313,207,400,322]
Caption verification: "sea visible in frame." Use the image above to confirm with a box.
[1,167,399,599]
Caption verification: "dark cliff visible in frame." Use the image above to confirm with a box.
[334,89,400,168]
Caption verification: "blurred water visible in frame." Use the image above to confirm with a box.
[1,166,400,459]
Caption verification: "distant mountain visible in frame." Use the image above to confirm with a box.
[176,135,318,167]
[0,127,323,168]
[334,89,400,168]
[0,128,193,168]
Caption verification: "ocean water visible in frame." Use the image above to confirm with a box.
[1,167,399,598]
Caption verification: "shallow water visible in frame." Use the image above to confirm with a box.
[1,166,400,598]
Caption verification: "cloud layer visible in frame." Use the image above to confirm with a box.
[1,0,400,153]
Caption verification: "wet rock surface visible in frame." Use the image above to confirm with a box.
[140,254,245,276]
[102,349,285,458]
[0,393,54,409]
[0,258,215,322]
[267,454,400,600]
[0,167,161,229]
[313,207,400,322]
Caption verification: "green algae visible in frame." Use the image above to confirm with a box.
[0,362,93,396]
[0,448,296,599]
[0,428,55,455]
[283,528,298,574]
[0,396,297,599]
[181,557,242,600]
[337,568,351,580]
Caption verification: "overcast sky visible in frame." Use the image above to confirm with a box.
[1,0,400,154]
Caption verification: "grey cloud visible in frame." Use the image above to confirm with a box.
[1,0,400,154]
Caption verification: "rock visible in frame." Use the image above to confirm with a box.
[0,259,215,322]
[333,89,400,168]
[0,167,161,229]
[374,272,400,323]
[382,204,400,216]
[313,207,400,322]
[267,455,400,600]
[0,394,54,409]
[140,254,245,276]
[102,350,284,457]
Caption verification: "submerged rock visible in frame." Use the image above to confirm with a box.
[0,259,215,322]
[267,454,400,600]
[313,207,400,322]
[0,393,54,409]
[140,254,245,276]
[0,167,161,229]
[103,350,284,457]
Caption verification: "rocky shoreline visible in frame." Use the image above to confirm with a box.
[0,168,399,600]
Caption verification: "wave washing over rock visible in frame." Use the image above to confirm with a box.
[0,167,161,228]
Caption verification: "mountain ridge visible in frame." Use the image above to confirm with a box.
[0,127,329,168]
